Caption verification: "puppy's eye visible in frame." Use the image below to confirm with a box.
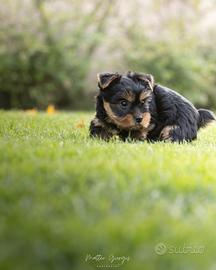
[140,100,145,104]
[120,100,128,107]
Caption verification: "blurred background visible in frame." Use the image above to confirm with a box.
[1,0,216,111]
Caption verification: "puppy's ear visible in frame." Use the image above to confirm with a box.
[141,73,154,87]
[97,72,121,90]
[127,71,154,89]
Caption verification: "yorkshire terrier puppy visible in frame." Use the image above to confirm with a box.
[89,72,215,142]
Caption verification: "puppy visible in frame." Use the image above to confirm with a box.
[89,72,215,142]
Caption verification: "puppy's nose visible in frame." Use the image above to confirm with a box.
[135,116,143,123]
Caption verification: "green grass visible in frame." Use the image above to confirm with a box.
[1,111,216,270]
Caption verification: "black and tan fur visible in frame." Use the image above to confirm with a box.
[90,72,216,142]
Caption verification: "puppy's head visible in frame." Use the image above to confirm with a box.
[97,71,154,130]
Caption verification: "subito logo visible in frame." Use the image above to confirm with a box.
[155,243,167,255]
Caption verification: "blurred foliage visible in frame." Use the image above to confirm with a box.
[0,0,114,109]
[1,0,216,109]
[122,29,216,108]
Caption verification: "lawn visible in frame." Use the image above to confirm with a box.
[1,111,216,270]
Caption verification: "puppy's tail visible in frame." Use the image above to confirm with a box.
[197,109,216,129]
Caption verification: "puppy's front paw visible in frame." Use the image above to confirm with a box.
[89,117,113,141]
[130,130,148,141]
[130,124,155,141]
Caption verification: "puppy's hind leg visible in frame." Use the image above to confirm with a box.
[160,124,197,143]
[159,125,178,142]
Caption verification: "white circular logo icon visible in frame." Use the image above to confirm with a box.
[155,243,167,255]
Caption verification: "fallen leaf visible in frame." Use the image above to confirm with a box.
[46,104,56,114]
[75,119,85,129]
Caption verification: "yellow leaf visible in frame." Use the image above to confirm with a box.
[75,119,85,129]
[46,104,56,114]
